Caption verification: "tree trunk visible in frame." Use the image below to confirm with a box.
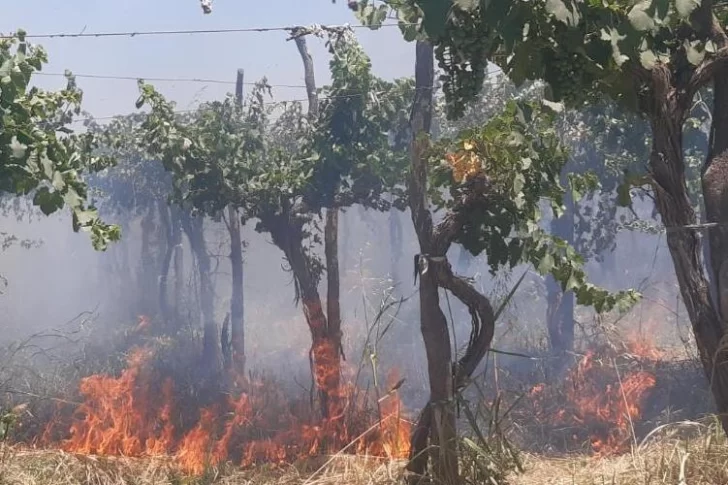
[293,33,319,119]
[641,0,728,436]
[289,32,343,420]
[158,201,174,326]
[415,268,458,484]
[267,211,342,419]
[324,208,342,367]
[172,207,185,320]
[227,205,245,373]
[406,40,459,485]
[700,64,728,433]
[545,277,574,347]
[389,206,403,288]
[546,188,576,362]
[650,106,728,434]
[181,211,220,372]
[139,207,157,316]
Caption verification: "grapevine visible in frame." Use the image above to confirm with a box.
[434,7,492,120]
[543,49,592,106]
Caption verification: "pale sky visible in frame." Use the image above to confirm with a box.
[3,0,415,118]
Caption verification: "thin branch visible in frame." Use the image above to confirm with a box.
[292,31,319,118]
[686,47,728,105]
[433,260,496,388]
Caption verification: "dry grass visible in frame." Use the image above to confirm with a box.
[4,418,728,485]
[0,447,406,485]
[512,418,728,485]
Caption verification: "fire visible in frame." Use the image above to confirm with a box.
[59,347,173,457]
[528,336,660,455]
[375,370,410,458]
[36,342,411,474]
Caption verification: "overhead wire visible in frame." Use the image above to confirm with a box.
[0,23,417,40]
[66,66,506,124]
[13,20,500,123]
[69,87,411,124]
[33,72,309,88]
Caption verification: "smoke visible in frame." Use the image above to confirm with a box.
[0,192,690,392]
[0,98,698,427]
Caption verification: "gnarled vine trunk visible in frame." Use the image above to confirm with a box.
[406,40,459,485]
[635,0,728,436]
[267,210,342,419]
[700,63,728,432]
[645,61,728,433]
[279,30,344,420]
[406,41,504,485]
[324,207,342,367]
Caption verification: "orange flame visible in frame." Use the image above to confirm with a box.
[38,343,411,474]
[529,338,659,455]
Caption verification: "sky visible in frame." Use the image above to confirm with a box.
[2,0,415,118]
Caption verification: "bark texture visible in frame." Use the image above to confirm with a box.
[228,205,245,373]
[406,40,458,485]
[406,42,510,484]
[698,14,728,432]
[642,33,728,432]
[324,208,343,364]
[267,210,342,418]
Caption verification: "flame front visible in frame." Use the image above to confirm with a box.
[39,344,411,474]
[529,337,659,455]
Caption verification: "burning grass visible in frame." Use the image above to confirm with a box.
[523,341,659,455]
[0,446,407,485]
[13,319,713,480]
[512,418,728,484]
[29,337,411,475]
[1,297,717,484]
[3,419,728,484]
[498,325,712,457]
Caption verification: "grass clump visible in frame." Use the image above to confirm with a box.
[0,449,408,485]
[511,417,728,484]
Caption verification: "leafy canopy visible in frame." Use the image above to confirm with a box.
[136,28,413,222]
[86,113,173,219]
[354,0,725,121]
[0,31,120,249]
[430,99,638,312]
[133,28,414,292]
[135,80,271,218]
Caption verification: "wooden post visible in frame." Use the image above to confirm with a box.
[235,69,244,105]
